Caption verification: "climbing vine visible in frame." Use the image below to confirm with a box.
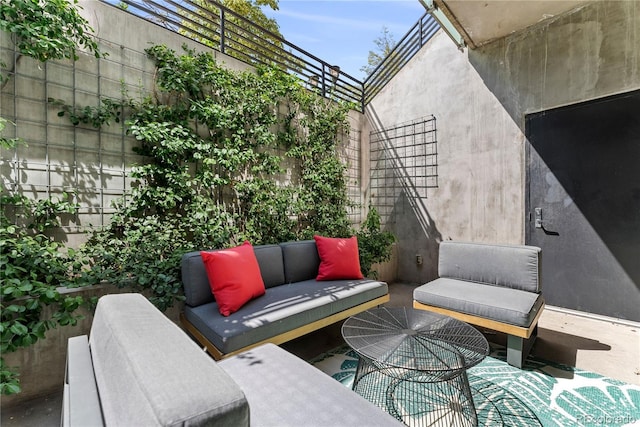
[1,0,104,395]
[0,0,102,64]
[0,194,87,395]
[77,45,370,310]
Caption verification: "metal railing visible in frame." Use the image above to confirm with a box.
[105,0,364,108]
[100,1,439,110]
[363,13,439,105]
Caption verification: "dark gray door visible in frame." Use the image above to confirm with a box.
[526,90,640,322]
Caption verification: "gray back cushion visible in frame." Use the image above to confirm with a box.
[280,240,320,283]
[253,244,285,289]
[182,251,214,307]
[438,241,542,293]
[90,293,249,426]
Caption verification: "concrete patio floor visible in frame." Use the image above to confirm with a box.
[2,282,638,426]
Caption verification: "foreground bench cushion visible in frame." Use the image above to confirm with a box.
[219,343,402,427]
[88,293,249,426]
[63,293,402,426]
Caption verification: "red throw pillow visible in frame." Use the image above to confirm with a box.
[200,241,265,316]
[314,235,364,281]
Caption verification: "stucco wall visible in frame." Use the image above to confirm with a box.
[368,1,639,284]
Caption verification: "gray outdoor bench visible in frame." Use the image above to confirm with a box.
[62,293,402,426]
[181,240,389,360]
[413,241,544,368]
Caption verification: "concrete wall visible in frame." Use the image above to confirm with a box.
[367,30,524,284]
[468,1,640,128]
[368,1,639,284]
[79,0,250,73]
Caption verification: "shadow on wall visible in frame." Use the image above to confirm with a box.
[365,106,442,285]
[389,191,441,285]
[465,1,640,133]
[525,91,640,320]
[462,1,640,321]
[466,45,525,130]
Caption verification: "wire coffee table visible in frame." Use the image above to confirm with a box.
[342,307,489,427]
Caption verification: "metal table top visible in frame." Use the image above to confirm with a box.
[342,307,489,375]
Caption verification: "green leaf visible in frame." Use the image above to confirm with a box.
[9,323,28,336]
[1,382,21,395]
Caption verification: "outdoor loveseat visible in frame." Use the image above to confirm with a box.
[413,241,544,368]
[181,238,390,359]
[62,293,402,426]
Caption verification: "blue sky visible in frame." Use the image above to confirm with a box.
[261,1,426,80]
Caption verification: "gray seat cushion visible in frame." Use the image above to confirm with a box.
[219,343,403,427]
[184,279,388,354]
[414,278,544,327]
[90,293,249,426]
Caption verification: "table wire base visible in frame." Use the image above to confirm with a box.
[353,356,478,427]
[342,308,490,427]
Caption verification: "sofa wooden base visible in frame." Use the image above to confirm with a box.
[182,294,390,360]
[413,300,545,368]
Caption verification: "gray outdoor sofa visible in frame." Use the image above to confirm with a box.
[62,293,402,426]
[181,239,390,359]
[413,241,544,368]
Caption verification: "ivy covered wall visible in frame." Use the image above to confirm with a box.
[0,1,363,249]
[1,0,395,403]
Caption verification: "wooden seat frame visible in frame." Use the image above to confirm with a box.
[413,300,545,368]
